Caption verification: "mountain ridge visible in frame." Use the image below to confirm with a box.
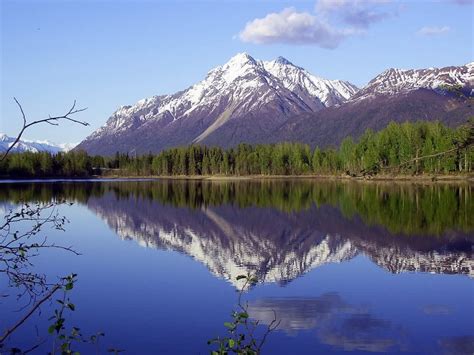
[75,55,474,155]
[351,61,474,101]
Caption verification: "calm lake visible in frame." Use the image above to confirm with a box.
[1,179,473,354]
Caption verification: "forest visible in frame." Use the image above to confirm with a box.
[0,120,472,178]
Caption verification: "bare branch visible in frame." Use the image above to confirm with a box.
[1,98,88,161]
[14,97,27,127]
[0,283,61,343]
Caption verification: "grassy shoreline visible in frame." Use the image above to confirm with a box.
[93,173,474,183]
[1,174,473,183]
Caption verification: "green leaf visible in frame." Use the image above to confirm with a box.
[228,339,235,348]
[48,325,56,334]
[224,322,235,329]
[238,312,249,319]
[67,303,76,311]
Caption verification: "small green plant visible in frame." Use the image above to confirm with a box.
[208,273,280,355]
[49,273,106,355]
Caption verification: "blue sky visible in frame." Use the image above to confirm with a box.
[1,0,473,144]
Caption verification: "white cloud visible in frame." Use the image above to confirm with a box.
[238,7,360,48]
[416,26,451,36]
[237,0,394,48]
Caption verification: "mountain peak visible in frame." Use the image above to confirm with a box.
[213,52,261,85]
[227,52,257,66]
[274,56,293,66]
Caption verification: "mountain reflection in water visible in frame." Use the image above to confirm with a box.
[1,180,472,284]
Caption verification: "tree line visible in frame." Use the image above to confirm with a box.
[0,120,472,178]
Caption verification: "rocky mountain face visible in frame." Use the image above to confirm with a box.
[271,88,473,147]
[75,53,358,155]
[0,134,76,154]
[85,192,473,286]
[76,57,473,155]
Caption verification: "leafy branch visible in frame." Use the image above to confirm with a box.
[0,201,78,301]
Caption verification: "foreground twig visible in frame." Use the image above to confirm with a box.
[0,284,61,343]
[1,98,88,161]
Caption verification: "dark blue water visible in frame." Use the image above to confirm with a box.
[1,180,473,354]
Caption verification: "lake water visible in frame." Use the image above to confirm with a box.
[1,179,473,354]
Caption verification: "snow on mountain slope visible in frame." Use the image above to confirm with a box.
[77,53,358,154]
[352,62,474,101]
[263,56,358,107]
[0,133,76,154]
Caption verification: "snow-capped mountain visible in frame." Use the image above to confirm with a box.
[0,134,76,154]
[76,57,474,155]
[76,53,358,155]
[351,62,474,101]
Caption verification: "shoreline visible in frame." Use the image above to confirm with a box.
[1,174,472,184]
[97,173,474,183]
